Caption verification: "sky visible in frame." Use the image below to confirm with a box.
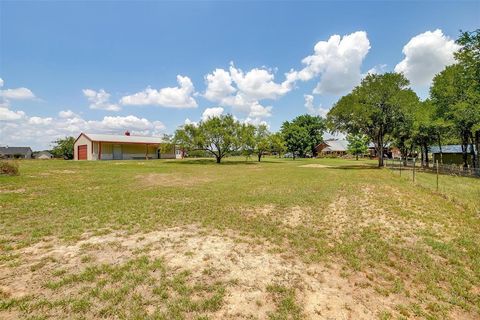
[0,1,479,150]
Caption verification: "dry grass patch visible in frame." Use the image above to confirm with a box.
[0,226,416,319]
[135,173,212,187]
[298,164,333,168]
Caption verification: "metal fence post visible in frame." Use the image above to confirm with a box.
[436,160,439,191]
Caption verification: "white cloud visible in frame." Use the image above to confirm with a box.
[0,106,26,121]
[0,78,4,87]
[58,110,79,119]
[289,31,371,95]
[0,87,36,100]
[201,107,224,121]
[303,94,329,117]
[203,63,289,121]
[364,64,388,76]
[120,75,197,108]
[394,29,460,87]
[83,89,120,112]
[0,108,166,150]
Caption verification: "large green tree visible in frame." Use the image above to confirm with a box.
[280,122,310,160]
[253,124,271,162]
[328,73,420,167]
[174,114,242,163]
[268,132,286,157]
[289,114,325,157]
[51,136,75,160]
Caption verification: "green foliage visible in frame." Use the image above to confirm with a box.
[346,134,369,159]
[328,72,420,166]
[268,132,286,156]
[51,136,75,160]
[174,114,242,163]
[0,160,19,175]
[281,114,325,158]
[280,122,310,159]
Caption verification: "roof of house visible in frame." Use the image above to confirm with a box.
[78,133,164,144]
[430,145,477,154]
[321,139,349,152]
[0,147,32,155]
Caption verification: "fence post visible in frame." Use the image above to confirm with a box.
[399,157,402,177]
[436,160,439,191]
[413,157,416,183]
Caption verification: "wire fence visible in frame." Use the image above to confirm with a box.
[385,158,480,214]
[385,158,480,180]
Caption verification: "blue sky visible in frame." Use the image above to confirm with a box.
[1,1,479,150]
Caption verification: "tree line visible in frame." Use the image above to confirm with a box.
[175,29,479,168]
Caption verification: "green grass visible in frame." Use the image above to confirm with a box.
[1,157,479,319]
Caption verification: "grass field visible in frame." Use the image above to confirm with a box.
[1,157,479,319]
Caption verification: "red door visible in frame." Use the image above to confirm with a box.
[78,145,87,160]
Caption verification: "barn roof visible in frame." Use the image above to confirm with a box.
[430,145,477,154]
[79,133,164,144]
[0,146,32,155]
[323,139,349,152]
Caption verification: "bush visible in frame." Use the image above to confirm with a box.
[0,160,19,176]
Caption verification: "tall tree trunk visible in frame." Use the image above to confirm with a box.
[424,143,429,168]
[258,153,262,162]
[216,156,221,163]
[420,145,424,167]
[470,132,477,170]
[355,154,358,160]
[377,135,384,167]
[462,132,469,169]
[475,130,480,170]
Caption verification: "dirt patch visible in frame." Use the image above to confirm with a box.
[0,188,26,194]
[135,173,211,187]
[0,226,406,319]
[299,164,333,168]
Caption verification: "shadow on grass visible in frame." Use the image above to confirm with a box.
[329,164,380,170]
[163,158,281,165]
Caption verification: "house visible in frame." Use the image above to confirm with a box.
[34,151,54,159]
[430,145,477,165]
[315,139,349,156]
[0,146,33,159]
[73,132,180,160]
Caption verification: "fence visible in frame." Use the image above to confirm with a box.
[385,158,480,214]
[385,158,480,180]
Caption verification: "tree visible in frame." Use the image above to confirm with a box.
[281,122,310,160]
[249,124,271,162]
[289,114,326,157]
[268,132,286,157]
[328,73,420,167]
[173,114,242,163]
[346,134,369,160]
[51,136,75,159]
[431,64,479,168]
[239,123,256,160]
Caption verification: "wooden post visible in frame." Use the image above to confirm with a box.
[99,142,102,160]
[145,144,148,160]
[399,157,402,177]
[436,160,439,191]
[413,157,416,183]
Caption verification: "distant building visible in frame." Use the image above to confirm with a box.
[34,151,54,159]
[430,145,477,165]
[0,146,33,159]
[315,139,349,156]
[73,132,180,160]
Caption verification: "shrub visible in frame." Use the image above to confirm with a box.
[0,161,19,176]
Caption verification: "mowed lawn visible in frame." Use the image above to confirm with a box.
[0,158,479,319]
